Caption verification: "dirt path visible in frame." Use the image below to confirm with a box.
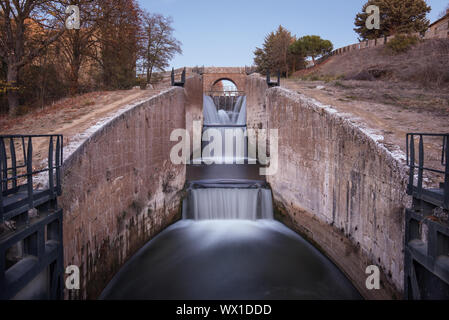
[281,79,449,185]
[0,88,163,167]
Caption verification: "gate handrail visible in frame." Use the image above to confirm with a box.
[406,133,449,209]
[0,134,63,222]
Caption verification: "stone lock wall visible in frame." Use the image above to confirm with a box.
[184,74,203,151]
[263,87,409,299]
[59,69,410,300]
[245,74,269,130]
[60,87,186,299]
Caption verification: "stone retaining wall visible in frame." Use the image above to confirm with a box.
[263,87,409,299]
[60,87,186,299]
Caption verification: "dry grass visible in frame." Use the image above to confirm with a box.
[0,88,163,169]
[282,78,449,186]
[300,39,449,88]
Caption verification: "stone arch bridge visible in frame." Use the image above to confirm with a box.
[201,67,248,93]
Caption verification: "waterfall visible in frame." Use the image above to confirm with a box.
[235,96,246,125]
[203,95,221,124]
[190,94,271,221]
[203,95,246,125]
[217,110,231,124]
[201,127,248,164]
[184,187,273,220]
[202,95,248,164]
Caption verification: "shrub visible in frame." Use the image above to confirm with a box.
[386,34,420,54]
[15,105,31,116]
[135,77,147,90]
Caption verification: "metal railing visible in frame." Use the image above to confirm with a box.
[245,66,257,75]
[171,67,186,87]
[0,135,63,222]
[205,92,246,113]
[406,133,449,209]
[0,134,64,300]
[266,70,280,87]
[206,90,245,97]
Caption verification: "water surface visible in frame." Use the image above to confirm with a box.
[101,220,361,300]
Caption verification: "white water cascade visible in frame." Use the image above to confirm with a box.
[185,188,273,220]
[203,95,246,125]
[201,95,249,164]
[186,93,272,221]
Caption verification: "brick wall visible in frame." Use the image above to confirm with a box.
[60,87,186,299]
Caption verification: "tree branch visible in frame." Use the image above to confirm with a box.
[14,27,66,68]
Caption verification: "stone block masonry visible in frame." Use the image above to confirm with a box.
[60,87,186,299]
[264,87,409,299]
[245,74,269,131]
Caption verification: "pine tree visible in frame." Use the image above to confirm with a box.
[291,36,333,65]
[354,0,431,40]
[253,26,302,77]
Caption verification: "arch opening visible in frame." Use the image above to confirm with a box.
[210,78,239,96]
[205,78,245,116]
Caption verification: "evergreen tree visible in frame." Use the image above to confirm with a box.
[253,25,303,77]
[291,35,333,65]
[354,0,431,40]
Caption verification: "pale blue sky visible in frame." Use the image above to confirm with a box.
[139,0,448,68]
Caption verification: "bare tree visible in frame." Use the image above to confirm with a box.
[47,0,102,95]
[0,0,66,114]
[140,11,181,85]
[91,0,141,90]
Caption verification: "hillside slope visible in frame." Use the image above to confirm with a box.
[298,39,449,88]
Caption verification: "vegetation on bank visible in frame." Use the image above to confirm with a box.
[253,26,333,77]
[354,0,431,40]
[0,0,182,115]
[254,0,449,87]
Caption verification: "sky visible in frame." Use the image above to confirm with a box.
[139,0,448,68]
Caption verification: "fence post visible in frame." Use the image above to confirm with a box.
[408,135,415,195]
[444,135,449,209]
[26,136,34,211]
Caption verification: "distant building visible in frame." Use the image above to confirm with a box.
[425,10,449,39]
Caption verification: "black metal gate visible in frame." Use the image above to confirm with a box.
[0,135,64,300]
[404,133,449,299]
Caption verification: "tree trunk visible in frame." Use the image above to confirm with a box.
[7,64,19,116]
[69,30,82,96]
[148,68,153,85]
[146,65,153,85]
[69,57,81,96]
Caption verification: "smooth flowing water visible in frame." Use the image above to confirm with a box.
[100,220,361,300]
